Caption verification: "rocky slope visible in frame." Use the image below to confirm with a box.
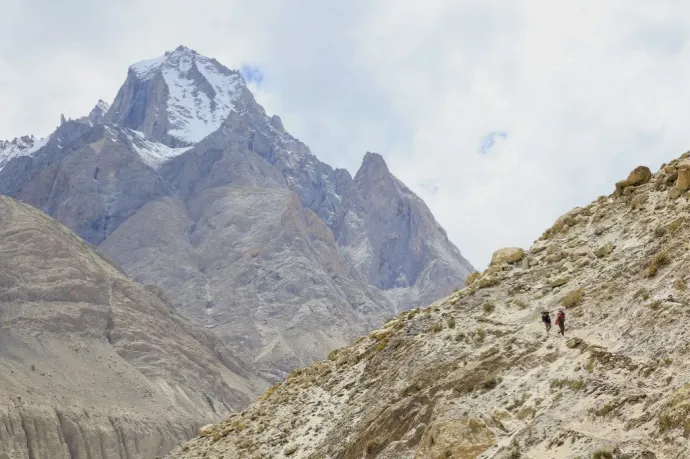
[0,195,267,459]
[0,45,474,379]
[166,154,690,459]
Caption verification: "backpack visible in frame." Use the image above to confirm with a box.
[541,312,550,323]
[556,312,565,324]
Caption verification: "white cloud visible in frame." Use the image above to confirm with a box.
[2,0,690,268]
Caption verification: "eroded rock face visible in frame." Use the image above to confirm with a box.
[0,196,266,459]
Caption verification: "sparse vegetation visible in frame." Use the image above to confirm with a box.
[516,407,536,420]
[465,272,480,286]
[675,279,687,291]
[507,392,528,411]
[477,277,500,289]
[475,328,486,343]
[550,378,586,391]
[375,339,388,352]
[481,375,503,391]
[447,317,456,328]
[561,287,585,308]
[648,299,663,310]
[647,251,670,277]
[513,299,528,309]
[634,288,650,301]
[591,450,613,459]
[483,302,496,314]
[669,217,684,234]
[595,403,615,417]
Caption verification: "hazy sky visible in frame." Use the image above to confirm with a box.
[2,0,690,268]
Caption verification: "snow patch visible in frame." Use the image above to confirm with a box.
[161,52,243,144]
[127,130,192,169]
[129,55,167,80]
[0,135,49,171]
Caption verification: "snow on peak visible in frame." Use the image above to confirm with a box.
[126,130,192,170]
[129,55,167,80]
[128,46,245,144]
[0,135,49,171]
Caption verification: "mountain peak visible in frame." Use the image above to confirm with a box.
[354,152,390,181]
[110,46,247,146]
[360,151,389,171]
[88,99,110,124]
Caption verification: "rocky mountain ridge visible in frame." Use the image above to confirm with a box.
[166,153,690,459]
[0,45,474,380]
[0,195,267,459]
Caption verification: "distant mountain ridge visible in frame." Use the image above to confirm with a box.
[0,45,475,381]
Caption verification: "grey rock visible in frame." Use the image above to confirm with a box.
[333,152,474,308]
[0,123,171,245]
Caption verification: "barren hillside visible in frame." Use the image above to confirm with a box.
[166,154,690,458]
[0,195,266,459]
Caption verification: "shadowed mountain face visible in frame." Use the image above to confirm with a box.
[0,195,266,459]
[0,45,475,381]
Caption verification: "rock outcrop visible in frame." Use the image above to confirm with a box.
[0,196,267,459]
[489,247,525,266]
[167,154,690,458]
[614,165,652,195]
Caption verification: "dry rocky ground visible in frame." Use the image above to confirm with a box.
[167,152,690,458]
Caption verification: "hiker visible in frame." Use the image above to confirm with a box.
[541,311,551,334]
[555,309,565,336]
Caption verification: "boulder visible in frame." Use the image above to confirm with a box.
[615,166,652,195]
[199,424,215,437]
[595,242,615,258]
[490,248,525,266]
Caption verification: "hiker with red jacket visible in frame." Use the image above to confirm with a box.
[554,308,566,336]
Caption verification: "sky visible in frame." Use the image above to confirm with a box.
[2,0,690,269]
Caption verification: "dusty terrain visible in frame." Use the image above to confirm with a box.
[167,153,690,458]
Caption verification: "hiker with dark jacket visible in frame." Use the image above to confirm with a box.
[541,311,551,334]
[554,310,566,335]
